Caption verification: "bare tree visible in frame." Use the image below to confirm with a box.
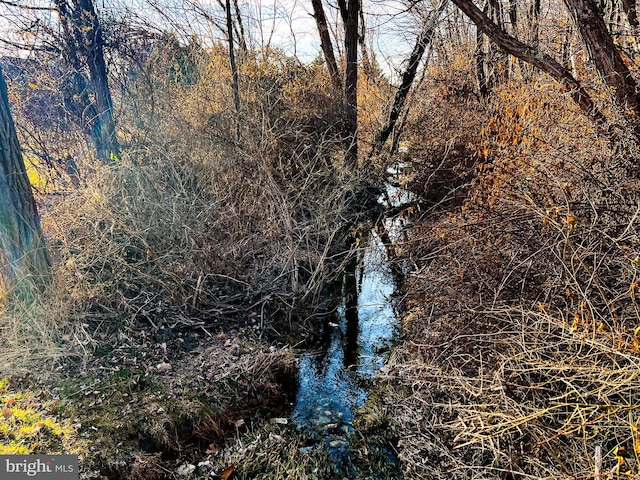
[563,0,640,115]
[225,0,241,141]
[0,65,50,305]
[451,0,607,126]
[56,0,120,163]
[0,0,120,162]
[474,0,490,97]
[338,0,361,168]
[309,0,361,167]
[311,0,341,91]
[621,0,639,30]
[371,0,447,156]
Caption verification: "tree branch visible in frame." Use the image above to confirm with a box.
[451,0,607,126]
[0,0,55,11]
[370,0,447,157]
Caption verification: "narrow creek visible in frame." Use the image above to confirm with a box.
[292,175,410,476]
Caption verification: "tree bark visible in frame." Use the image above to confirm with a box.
[232,0,247,54]
[621,0,639,30]
[452,0,608,125]
[339,0,360,168]
[0,65,50,305]
[72,0,120,162]
[311,0,342,91]
[226,0,241,141]
[55,0,119,163]
[56,0,99,150]
[563,0,640,114]
[359,6,373,81]
[475,0,490,97]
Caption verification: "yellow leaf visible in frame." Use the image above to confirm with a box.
[569,318,578,334]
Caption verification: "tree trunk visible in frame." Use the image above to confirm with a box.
[311,0,342,91]
[55,0,119,163]
[487,0,509,86]
[56,0,100,154]
[0,66,50,306]
[226,0,241,141]
[339,0,360,168]
[232,0,247,54]
[475,0,490,97]
[621,0,639,30]
[564,0,640,115]
[73,0,120,163]
[359,6,373,81]
[452,0,608,126]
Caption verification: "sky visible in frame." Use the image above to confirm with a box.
[0,0,430,78]
[237,0,425,77]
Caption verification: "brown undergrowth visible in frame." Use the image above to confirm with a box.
[1,47,383,370]
[1,45,387,478]
[384,67,640,478]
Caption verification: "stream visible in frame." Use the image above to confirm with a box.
[292,176,410,475]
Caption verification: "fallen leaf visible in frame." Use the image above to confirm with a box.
[205,443,219,455]
[221,465,235,480]
[176,463,195,476]
[156,362,172,372]
[269,433,285,444]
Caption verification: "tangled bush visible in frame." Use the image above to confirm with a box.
[22,44,378,344]
[385,69,640,478]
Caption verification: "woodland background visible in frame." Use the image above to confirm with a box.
[1,0,640,478]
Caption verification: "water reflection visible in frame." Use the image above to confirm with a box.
[292,231,397,474]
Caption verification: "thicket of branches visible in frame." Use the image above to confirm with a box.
[3,0,640,476]
[12,47,382,346]
[383,25,640,480]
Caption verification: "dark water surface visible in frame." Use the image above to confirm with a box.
[292,230,398,474]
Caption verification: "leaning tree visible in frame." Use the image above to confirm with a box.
[0,65,50,306]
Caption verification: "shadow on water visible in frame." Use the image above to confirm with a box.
[292,229,400,477]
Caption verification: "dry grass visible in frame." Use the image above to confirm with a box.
[383,62,640,478]
[212,425,334,480]
[387,306,640,478]
[0,44,391,478]
[0,282,94,374]
[0,46,382,369]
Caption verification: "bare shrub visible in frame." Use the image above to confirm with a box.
[386,74,640,478]
[18,43,374,351]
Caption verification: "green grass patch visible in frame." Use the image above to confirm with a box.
[0,378,80,455]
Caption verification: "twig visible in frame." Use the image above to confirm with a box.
[595,445,602,480]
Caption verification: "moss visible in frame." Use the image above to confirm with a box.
[0,377,80,455]
[349,387,403,480]
[50,369,189,471]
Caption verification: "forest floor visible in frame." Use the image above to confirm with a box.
[1,305,404,480]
